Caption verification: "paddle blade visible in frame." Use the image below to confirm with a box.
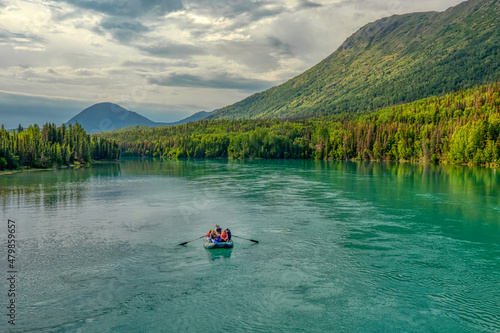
[178,235,205,246]
[233,235,259,244]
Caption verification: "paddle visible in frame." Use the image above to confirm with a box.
[178,235,205,246]
[233,235,259,243]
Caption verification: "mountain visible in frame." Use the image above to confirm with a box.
[210,0,500,120]
[66,103,213,133]
[166,111,214,126]
[67,103,156,132]
[100,82,500,165]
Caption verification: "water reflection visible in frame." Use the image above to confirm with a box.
[308,161,500,227]
[205,248,232,262]
[314,160,500,198]
[1,158,499,228]
[0,163,121,211]
[119,158,222,179]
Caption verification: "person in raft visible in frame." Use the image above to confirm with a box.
[221,229,228,242]
[207,227,230,243]
[206,230,218,243]
[215,224,222,234]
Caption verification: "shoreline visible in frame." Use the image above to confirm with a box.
[2,158,497,176]
[0,160,119,176]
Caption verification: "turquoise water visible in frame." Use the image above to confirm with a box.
[0,159,499,332]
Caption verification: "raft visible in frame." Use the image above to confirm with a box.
[203,239,234,249]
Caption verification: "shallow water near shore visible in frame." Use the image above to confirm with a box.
[0,159,499,332]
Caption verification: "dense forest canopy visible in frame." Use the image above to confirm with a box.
[0,122,120,170]
[99,83,500,167]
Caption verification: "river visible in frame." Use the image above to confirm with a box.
[0,159,499,332]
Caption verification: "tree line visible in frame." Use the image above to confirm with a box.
[0,122,120,170]
[99,83,500,166]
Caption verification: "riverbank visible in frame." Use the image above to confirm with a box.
[0,160,119,176]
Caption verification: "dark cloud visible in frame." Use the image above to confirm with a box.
[53,0,183,18]
[267,36,294,56]
[185,0,267,19]
[0,28,45,44]
[149,72,273,91]
[100,19,150,43]
[122,60,195,71]
[138,42,205,58]
[100,20,149,32]
[248,6,287,22]
[122,60,167,69]
[0,30,8,43]
[297,0,322,10]
[184,0,287,31]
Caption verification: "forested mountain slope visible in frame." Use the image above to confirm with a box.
[99,83,500,166]
[211,0,500,119]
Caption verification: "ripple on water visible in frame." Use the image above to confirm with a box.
[430,287,500,332]
[2,160,500,332]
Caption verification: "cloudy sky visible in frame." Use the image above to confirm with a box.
[0,0,463,128]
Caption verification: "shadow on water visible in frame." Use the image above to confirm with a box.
[205,248,233,262]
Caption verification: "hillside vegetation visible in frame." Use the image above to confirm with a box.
[99,83,500,166]
[211,0,500,119]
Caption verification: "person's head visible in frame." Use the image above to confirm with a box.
[225,228,228,231]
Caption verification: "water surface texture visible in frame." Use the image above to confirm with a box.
[1,160,499,332]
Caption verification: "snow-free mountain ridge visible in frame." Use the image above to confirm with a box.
[67,103,212,133]
[210,0,500,119]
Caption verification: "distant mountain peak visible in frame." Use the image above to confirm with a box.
[67,103,214,133]
[67,103,157,133]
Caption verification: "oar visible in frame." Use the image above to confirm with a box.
[233,235,259,243]
[178,235,205,246]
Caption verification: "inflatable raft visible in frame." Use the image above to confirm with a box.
[203,239,234,249]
